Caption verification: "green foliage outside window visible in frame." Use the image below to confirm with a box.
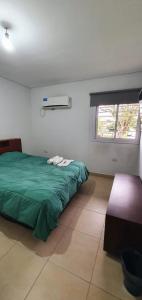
[97,103,139,140]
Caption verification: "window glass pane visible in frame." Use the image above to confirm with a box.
[116,103,139,139]
[97,105,117,138]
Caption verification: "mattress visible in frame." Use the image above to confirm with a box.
[0,152,88,240]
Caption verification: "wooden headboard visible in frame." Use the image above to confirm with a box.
[0,139,22,154]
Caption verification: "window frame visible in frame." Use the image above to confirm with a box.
[90,104,140,144]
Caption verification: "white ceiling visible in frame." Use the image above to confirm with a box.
[0,0,142,88]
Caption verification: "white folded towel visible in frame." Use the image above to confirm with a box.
[53,156,63,165]
[47,156,58,164]
[47,156,63,165]
[58,159,74,167]
[47,156,74,167]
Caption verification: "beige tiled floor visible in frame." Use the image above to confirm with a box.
[50,228,99,281]
[0,175,137,300]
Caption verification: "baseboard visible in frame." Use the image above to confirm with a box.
[90,172,114,179]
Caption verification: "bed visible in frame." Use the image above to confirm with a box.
[0,138,88,240]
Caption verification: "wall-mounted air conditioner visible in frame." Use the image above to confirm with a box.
[42,96,71,109]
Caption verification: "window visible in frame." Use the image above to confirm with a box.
[92,103,140,143]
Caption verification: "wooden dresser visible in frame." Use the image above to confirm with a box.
[104,174,142,255]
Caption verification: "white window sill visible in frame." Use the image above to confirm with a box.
[91,138,140,145]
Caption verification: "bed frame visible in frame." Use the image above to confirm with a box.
[0,138,22,154]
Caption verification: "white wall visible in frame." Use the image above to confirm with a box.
[0,77,31,153]
[30,73,142,175]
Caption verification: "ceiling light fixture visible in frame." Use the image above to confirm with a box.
[2,27,14,52]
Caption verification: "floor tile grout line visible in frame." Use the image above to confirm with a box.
[86,284,91,300]
[86,223,105,300]
[93,283,125,300]
[50,260,91,284]
[90,224,104,281]
[86,222,127,300]
[23,225,68,300]
[86,233,102,300]
[71,204,107,215]
[24,257,50,300]
[67,223,104,240]
[58,223,102,242]
[49,258,91,284]
[0,241,17,263]
[70,200,108,215]
[60,201,105,239]
[48,224,69,258]
[46,224,105,298]
[51,222,103,287]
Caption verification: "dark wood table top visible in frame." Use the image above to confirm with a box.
[107,173,142,225]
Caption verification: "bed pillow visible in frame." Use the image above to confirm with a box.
[0,151,27,162]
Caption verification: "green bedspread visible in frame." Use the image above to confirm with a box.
[0,152,88,240]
